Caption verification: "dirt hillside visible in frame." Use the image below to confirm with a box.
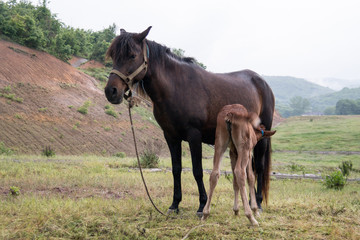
[0,40,165,156]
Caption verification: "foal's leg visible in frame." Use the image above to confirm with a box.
[233,152,258,226]
[230,147,240,215]
[202,126,229,220]
[187,128,207,216]
[247,155,260,218]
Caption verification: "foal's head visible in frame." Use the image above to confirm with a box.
[225,107,276,152]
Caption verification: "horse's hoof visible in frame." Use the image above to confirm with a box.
[234,210,239,215]
[167,208,179,215]
[196,211,203,219]
[201,213,209,221]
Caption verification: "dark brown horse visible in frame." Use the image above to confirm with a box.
[104,27,275,215]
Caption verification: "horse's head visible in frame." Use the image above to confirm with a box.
[105,26,152,104]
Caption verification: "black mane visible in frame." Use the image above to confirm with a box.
[107,32,196,66]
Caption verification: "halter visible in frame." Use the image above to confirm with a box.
[110,40,149,93]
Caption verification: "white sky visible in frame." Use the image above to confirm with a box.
[28,0,360,89]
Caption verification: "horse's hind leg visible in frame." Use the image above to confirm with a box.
[247,156,260,218]
[202,126,229,220]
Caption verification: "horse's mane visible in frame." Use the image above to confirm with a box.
[107,33,198,102]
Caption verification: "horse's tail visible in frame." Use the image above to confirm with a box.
[262,138,272,205]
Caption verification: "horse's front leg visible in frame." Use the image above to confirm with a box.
[187,128,207,216]
[165,134,182,214]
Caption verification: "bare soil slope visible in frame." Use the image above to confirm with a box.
[0,40,165,156]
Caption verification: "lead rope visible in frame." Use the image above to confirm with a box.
[127,100,166,216]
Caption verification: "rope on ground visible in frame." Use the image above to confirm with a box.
[182,223,220,240]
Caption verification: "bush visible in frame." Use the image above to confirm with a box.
[9,186,20,196]
[105,105,118,118]
[323,171,346,190]
[0,142,13,155]
[114,152,126,158]
[339,160,353,177]
[42,146,55,157]
[137,140,163,168]
[77,100,91,115]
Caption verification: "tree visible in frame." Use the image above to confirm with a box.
[289,96,310,116]
[172,48,207,69]
[335,99,360,115]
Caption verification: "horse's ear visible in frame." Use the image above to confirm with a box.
[120,29,126,34]
[134,26,152,42]
[263,130,276,138]
[254,124,276,140]
[225,112,233,123]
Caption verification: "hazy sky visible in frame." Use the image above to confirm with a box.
[28,0,360,89]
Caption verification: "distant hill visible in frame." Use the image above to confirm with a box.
[263,76,335,104]
[310,87,360,112]
[263,75,360,116]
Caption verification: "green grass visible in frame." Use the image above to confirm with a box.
[0,155,359,239]
[1,115,360,238]
[272,115,360,151]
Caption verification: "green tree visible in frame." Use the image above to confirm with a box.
[289,96,310,116]
[172,48,207,69]
[335,99,360,115]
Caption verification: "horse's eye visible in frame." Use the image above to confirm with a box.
[130,54,136,59]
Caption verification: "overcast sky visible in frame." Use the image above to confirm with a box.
[28,0,360,89]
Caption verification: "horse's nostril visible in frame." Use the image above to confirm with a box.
[111,87,117,98]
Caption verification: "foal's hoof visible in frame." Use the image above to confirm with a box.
[233,209,239,216]
[201,212,209,221]
[196,211,203,219]
[167,208,179,215]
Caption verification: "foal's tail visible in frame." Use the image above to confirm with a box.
[262,138,272,205]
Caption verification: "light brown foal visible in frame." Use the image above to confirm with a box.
[202,104,275,226]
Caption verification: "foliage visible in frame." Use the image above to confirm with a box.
[77,100,92,115]
[323,170,346,190]
[0,0,115,63]
[9,186,20,196]
[104,104,118,118]
[42,146,55,157]
[172,48,207,69]
[114,152,126,158]
[138,140,163,168]
[335,98,360,115]
[0,142,13,155]
[339,160,353,177]
[285,96,310,117]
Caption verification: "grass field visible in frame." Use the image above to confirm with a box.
[1,115,360,239]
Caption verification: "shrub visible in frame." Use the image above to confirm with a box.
[9,186,20,196]
[139,150,160,168]
[42,146,56,157]
[339,160,353,177]
[77,100,92,115]
[105,105,118,118]
[323,171,346,190]
[289,163,305,173]
[0,142,13,155]
[137,140,163,168]
[114,152,126,158]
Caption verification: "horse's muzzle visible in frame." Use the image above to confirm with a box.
[105,86,123,104]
